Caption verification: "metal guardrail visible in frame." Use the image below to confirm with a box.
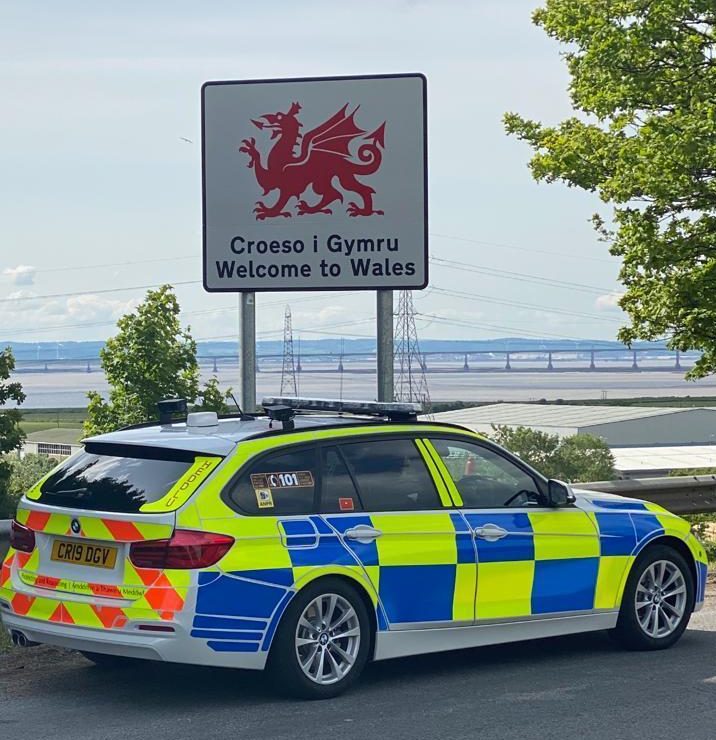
[578,475,716,515]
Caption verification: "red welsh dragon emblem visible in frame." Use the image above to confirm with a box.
[239,102,386,220]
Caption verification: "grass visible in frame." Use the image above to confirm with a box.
[18,408,85,437]
[20,408,86,424]
[0,628,11,654]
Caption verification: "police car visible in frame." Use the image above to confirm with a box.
[0,397,709,698]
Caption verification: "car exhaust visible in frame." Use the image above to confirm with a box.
[10,630,38,648]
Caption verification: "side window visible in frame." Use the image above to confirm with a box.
[226,447,317,516]
[429,438,545,509]
[319,446,363,514]
[339,438,440,512]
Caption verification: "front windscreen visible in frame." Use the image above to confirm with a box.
[38,443,202,513]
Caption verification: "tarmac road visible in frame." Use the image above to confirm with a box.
[1,588,715,740]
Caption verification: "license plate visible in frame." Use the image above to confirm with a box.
[51,540,118,569]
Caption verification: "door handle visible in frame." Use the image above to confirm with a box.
[473,524,508,542]
[344,525,382,544]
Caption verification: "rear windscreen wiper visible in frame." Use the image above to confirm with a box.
[46,487,89,497]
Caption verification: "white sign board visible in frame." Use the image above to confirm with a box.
[201,74,427,292]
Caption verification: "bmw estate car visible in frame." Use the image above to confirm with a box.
[0,397,709,698]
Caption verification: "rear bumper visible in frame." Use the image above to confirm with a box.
[0,609,268,670]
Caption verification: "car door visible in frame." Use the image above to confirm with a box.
[424,436,601,621]
[320,436,475,629]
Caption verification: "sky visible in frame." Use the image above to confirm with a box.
[0,0,625,347]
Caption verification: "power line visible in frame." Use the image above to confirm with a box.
[430,286,623,323]
[430,232,616,264]
[0,279,202,304]
[416,312,590,342]
[430,256,615,295]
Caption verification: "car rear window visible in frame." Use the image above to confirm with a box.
[38,443,209,513]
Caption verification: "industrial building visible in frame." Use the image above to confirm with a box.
[428,403,716,447]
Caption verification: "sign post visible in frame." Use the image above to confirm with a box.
[239,292,256,411]
[201,73,427,404]
[376,290,394,402]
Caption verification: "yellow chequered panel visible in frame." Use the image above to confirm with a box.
[63,600,105,628]
[292,563,380,605]
[643,503,690,537]
[453,563,476,621]
[594,555,634,610]
[215,518,292,571]
[477,561,535,619]
[372,513,457,566]
[529,511,600,560]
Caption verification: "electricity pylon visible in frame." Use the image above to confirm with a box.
[280,305,298,396]
[394,290,431,413]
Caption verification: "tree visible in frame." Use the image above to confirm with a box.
[0,453,58,518]
[194,376,234,414]
[85,285,200,435]
[0,348,26,516]
[504,1,716,378]
[491,425,616,483]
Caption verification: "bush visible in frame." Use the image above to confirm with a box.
[489,426,616,483]
[0,454,58,519]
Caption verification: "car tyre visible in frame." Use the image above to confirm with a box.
[612,544,694,651]
[268,577,372,699]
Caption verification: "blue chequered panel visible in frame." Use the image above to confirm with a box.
[595,513,637,556]
[463,512,534,562]
[196,570,290,619]
[324,514,380,566]
[531,558,600,614]
[630,514,665,547]
[379,564,456,623]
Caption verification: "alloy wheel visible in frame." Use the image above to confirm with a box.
[295,593,361,685]
[635,559,687,639]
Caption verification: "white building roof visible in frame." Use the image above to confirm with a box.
[612,445,716,474]
[427,403,713,431]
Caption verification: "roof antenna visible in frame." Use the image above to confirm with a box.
[229,392,253,421]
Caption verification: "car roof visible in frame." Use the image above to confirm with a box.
[83,414,470,457]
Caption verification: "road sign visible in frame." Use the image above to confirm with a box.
[201,73,427,292]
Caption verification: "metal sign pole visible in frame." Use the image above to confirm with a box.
[239,292,256,412]
[376,289,394,402]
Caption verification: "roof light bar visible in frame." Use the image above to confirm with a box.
[261,396,422,421]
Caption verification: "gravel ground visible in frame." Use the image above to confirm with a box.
[0,577,714,740]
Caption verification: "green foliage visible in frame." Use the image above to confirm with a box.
[84,286,199,436]
[490,425,616,483]
[0,453,58,519]
[0,347,25,518]
[504,1,716,378]
[194,377,233,414]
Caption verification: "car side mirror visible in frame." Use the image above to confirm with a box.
[548,479,576,507]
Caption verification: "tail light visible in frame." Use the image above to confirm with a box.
[129,529,234,570]
[10,520,36,553]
